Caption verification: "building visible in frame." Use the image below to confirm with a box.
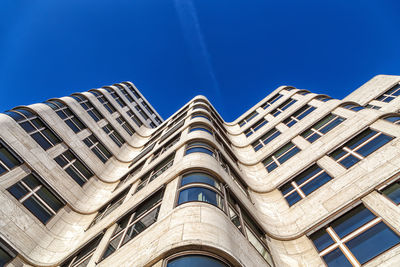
[0,75,399,267]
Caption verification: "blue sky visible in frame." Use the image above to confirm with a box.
[0,0,399,121]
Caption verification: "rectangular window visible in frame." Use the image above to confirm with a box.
[364,104,381,110]
[239,111,258,127]
[6,109,62,151]
[115,84,134,103]
[116,116,135,136]
[261,94,283,109]
[101,189,164,260]
[380,180,400,205]
[71,95,104,122]
[104,88,127,108]
[136,153,175,192]
[122,82,142,100]
[309,204,400,266]
[329,128,393,169]
[46,100,87,133]
[0,238,17,266]
[376,84,400,103]
[89,188,130,228]
[127,110,143,127]
[7,173,64,224]
[61,234,103,267]
[83,134,112,163]
[151,134,180,162]
[102,124,126,147]
[262,142,300,172]
[301,114,345,143]
[282,105,316,127]
[0,140,23,176]
[244,118,268,137]
[142,101,154,115]
[315,95,332,102]
[89,91,117,114]
[251,128,281,152]
[270,99,297,117]
[279,164,333,206]
[54,150,93,186]
[135,105,149,120]
[342,104,364,112]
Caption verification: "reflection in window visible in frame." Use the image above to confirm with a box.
[244,118,268,137]
[329,128,393,169]
[191,112,210,121]
[261,94,283,109]
[89,90,117,114]
[251,128,281,152]
[309,204,400,266]
[189,125,213,135]
[342,103,364,112]
[301,114,345,143]
[239,111,258,127]
[71,94,104,122]
[380,180,400,205]
[282,105,316,127]
[0,238,17,267]
[262,142,300,172]
[375,84,400,103]
[0,140,23,176]
[270,99,297,117]
[83,134,112,163]
[384,115,400,125]
[102,124,125,147]
[166,254,229,267]
[185,142,215,157]
[116,116,135,136]
[61,234,103,267]
[7,173,64,224]
[127,110,143,127]
[45,100,87,133]
[54,150,93,186]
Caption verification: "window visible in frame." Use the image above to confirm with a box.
[0,140,23,176]
[261,94,283,109]
[297,90,310,95]
[83,134,112,163]
[185,142,215,157]
[5,109,62,150]
[104,87,127,108]
[364,104,381,110]
[116,116,135,136]
[329,128,393,169]
[89,90,117,114]
[315,95,332,102]
[282,105,316,127]
[7,172,64,224]
[191,112,210,121]
[301,114,345,143]
[279,164,333,206]
[262,142,300,172]
[71,95,104,122]
[342,103,364,112]
[384,115,400,125]
[136,153,175,192]
[102,124,125,147]
[155,116,162,124]
[309,204,400,266]
[0,238,17,266]
[270,99,297,117]
[192,105,209,112]
[45,100,86,133]
[115,84,134,102]
[135,105,149,120]
[238,111,258,127]
[244,118,268,137]
[379,180,400,205]
[61,234,103,267]
[89,188,130,227]
[122,82,141,100]
[126,110,143,127]
[166,254,230,267]
[101,189,164,260]
[142,101,154,115]
[115,161,145,190]
[177,172,224,209]
[54,150,93,186]
[151,134,180,162]
[251,128,281,152]
[149,122,156,128]
[189,125,213,135]
[375,84,400,103]
[168,112,187,129]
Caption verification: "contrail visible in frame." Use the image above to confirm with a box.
[173,0,221,96]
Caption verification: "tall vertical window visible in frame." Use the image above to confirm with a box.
[135,105,149,120]
[5,109,62,150]
[104,87,127,108]
[89,91,116,114]
[127,110,143,127]
[282,105,316,127]
[101,189,164,260]
[244,118,268,137]
[83,134,112,163]
[270,99,297,117]
[54,150,93,186]
[45,100,87,133]
[238,111,258,127]
[116,116,135,136]
[7,172,64,224]
[375,84,400,103]
[328,128,393,169]
[301,114,345,143]
[71,95,104,122]
[279,164,333,206]
[309,204,400,266]
[114,84,134,102]
[0,238,17,266]
[102,124,126,147]
[262,142,300,172]
[61,234,103,267]
[0,140,23,176]
[251,128,281,152]
[261,94,283,109]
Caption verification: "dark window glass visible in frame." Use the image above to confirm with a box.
[178,187,223,209]
[0,142,23,175]
[167,255,229,267]
[45,100,86,133]
[381,182,400,204]
[54,150,93,186]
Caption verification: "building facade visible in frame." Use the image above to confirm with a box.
[0,75,399,267]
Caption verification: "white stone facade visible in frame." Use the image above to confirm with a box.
[0,75,399,267]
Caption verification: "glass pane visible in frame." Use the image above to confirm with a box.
[266,161,278,173]
[339,154,360,169]
[20,121,35,133]
[36,187,63,212]
[263,131,281,145]
[8,183,28,200]
[185,147,214,156]
[167,255,228,267]
[356,134,393,157]
[295,165,322,186]
[73,161,92,179]
[329,148,347,160]
[178,187,223,209]
[0,147,21,169]
[278,146,300,164]
[285,191,302,206]
[23,195,53,224]
[319,117,345,134]
[22,174,41,189]
[382,183,400,204]
[347,221,400,264]
[309,228,334,252]
[0,247,13,267]
[322,248,352,267]
[66,167,86,186]
[31,132,52,150]
[300,172,332,195]
[346,129,377,150]
[65,119,80,133]
[307,133,321,143]
[181,173,220,189]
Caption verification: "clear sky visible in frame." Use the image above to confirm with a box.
[1,0,399,122]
